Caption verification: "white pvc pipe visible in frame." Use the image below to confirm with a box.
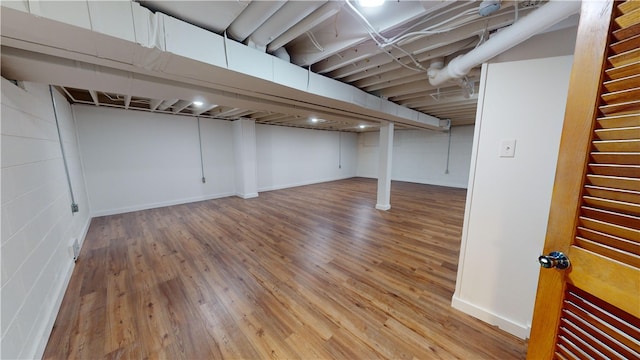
[428,0,581,86]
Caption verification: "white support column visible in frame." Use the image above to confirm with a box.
[233,118,259,199]
[376,121,394,210]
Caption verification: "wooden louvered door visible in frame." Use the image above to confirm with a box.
[527,0,640,359]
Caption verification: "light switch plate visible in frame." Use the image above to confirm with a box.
[499,139,516,158]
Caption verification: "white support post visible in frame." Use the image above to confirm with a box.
[233,119,259,199]
[376,121,394,210]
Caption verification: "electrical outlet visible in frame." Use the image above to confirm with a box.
[499,139,516,158]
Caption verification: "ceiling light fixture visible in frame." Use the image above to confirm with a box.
[359,124,366,129]
[358,0,384,7]
[311,117,319,123]
[193,100,204,107]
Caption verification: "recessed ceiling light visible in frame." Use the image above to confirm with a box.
[193,100,204,107]
[311,117,319,123]
[359,124,366,129]
[358,0,384,7]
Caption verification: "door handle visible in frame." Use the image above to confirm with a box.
[538,251,570,270]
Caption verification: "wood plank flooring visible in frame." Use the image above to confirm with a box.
[44,178,527,359]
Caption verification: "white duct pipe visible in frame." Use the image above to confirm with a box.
[267,1,343,53]
[227,1,287,42]
[273,47,291,62]
[247,1,326,50]
[428,0,581,86]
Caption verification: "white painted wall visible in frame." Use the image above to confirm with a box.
[453,55,574,338]
[256,125,357,192]
[357,126,474,188]
[74,105,236,216]
[1,79,91,359]
[233,119,258,198]
[75,106,359,214]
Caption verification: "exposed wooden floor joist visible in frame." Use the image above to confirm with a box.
[44,178,527,359]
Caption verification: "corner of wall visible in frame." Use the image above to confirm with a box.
[453,63,489,301]
[32,214,92,359]
[451,295,530,339]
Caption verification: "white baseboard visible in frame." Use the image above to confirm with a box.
[236,192,259,199]
[257,175,355,193]
[90,192,236,217]
[391,177,468,189]
[375,204,391,210]
[31,255,75,359]
[31,215,92,359]
[451,295,530,339]
[355,176,468,189]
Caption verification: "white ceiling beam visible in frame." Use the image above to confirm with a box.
[227,2,286,42]
[425,108,477,116]
[124,94,132,109]
[390,86,466,102]
[312,7,525,74]
[418,106,477,115]
[270,116,302,124]
[255,113,291,122]
[362,73,429,93]
[216,107,246,118]
[0,30,444,130]
[193,103,218,116]
[88,89,99,106]
[289,0,455,66]
[247,1,324,49]
[402,94,479,108]
[330,38,477,81]
[157,99,179,111]
[379,79,441,99]
[267,1,343,53]
[149,98,163,111]
[171,100,192,114]
[343,41,477,88]
[249,111,273,120]
[140,0,250,34]
[379,70,480,99]
[234,110,255,118]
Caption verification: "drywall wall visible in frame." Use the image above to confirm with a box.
[233,119,259,198]
[1,79,91,359]
[74,105,236,216]
[453,55,574,338]
[356,126,474,188]
[256,125,357,192]
[74,106,358,214]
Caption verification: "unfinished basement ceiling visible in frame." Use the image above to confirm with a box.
[129,0,548,128]
[1,0,575,132]
[59,86,388,132]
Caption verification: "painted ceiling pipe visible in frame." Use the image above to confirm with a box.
[267,1,343,53]
[247,1,326,51]
[227,1,286,42]
[428,0,581,87]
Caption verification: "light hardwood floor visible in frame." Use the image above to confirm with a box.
[44,178,527,359]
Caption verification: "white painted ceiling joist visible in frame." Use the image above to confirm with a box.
[0,4,448,131]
